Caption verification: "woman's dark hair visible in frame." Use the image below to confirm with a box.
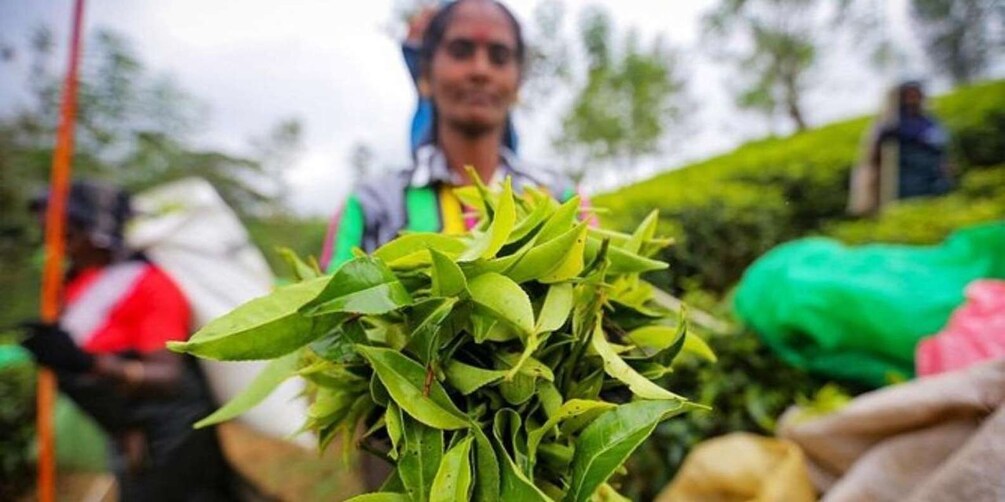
[419,0,526,77]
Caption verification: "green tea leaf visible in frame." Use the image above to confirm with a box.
[493,410,552,501]
[593,484,631,502]
[374,233,467,264]
[540,222,589,283]
[371,372,390,407]
[591,319,683,400]
[298,359,368,388]
[567,370,604,402]
[682,332,717,362]
[471,425,501,502]
[430,249,467,297]
[566,400,691,502]
[194,352,299,428]
[303,257,412,316]
[460,178,516,261]
[527,399,616,463]
[307,387,363,444]
[536,283,574,334]
[584,238,667,275]
[464,165,497,218]
[498,352,555,381]
[399,416,445,502]
[538,443,574,472]
[626,324,684,352]
[356,346,469,430]
[536,195,581,243]
[622,210,659,255]
[507,190,555,244]
[380,469,406,492]
[484,322,520,343]
[499,372,536,405]
[169,277,329,360]
[453,185,486,215]
[278,247,322,281]
[386,402,404,460]
[537,381,564,418]
[506,221,589,284]
[430,436,474,502]
[344,493,411,502]
[309,319,367,364]
[405,298,458,363]
[468,272,535,337]
[470,312,499,344]
[444,360,508,395]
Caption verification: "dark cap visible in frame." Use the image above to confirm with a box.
[30,180,132,252]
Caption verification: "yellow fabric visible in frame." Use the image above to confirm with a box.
[655,432,817,502]
[438,185,466,235]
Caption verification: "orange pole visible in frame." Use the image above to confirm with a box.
[37,0,86,500]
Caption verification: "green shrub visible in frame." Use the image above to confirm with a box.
[938,82,1005,170]
[824,165,1005,245]
[0,345,36,500]
[596,80,1005,295]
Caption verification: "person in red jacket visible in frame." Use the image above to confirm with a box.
[21,181,238,501]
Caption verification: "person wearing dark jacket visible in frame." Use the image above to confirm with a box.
[869,81,953,199]
[21,181,238,502]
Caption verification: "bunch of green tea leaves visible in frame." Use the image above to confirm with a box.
[171,174,709,501]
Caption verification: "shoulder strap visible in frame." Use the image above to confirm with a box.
[404,186,441,233]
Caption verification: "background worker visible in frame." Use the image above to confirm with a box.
[21,181,237,502]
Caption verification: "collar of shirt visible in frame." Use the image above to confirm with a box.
[411,144,525,187]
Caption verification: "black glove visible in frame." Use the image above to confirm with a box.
[19,321,95,373]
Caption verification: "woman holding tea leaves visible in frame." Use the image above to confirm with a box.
[321,0,575,271]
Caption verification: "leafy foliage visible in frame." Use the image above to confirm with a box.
[555,6,687,181]
[0,346,36,500]
[173,175,708,501]
[909,0,1003,84]
[0,27,312,324]
[595,80,1005,296]
[702,0,823,131]
[825,164,1005,245]
[1,27,299,218]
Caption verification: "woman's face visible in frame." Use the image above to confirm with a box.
[426,1,520,137]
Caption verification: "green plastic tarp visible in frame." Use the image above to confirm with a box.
[734,222,1005,387]
[0,346,109,471]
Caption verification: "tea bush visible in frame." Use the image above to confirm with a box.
[596,80,1005,295]
[825,164,1005,245]
[0,344,36,500]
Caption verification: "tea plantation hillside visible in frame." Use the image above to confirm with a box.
[595,80,1005,296]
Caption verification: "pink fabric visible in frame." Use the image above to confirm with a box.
[916,280,1005,377]
[318,206,343,272]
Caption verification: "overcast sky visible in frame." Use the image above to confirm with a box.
[0,0,956,216]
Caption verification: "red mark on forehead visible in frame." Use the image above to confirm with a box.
[470,28,490,44]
